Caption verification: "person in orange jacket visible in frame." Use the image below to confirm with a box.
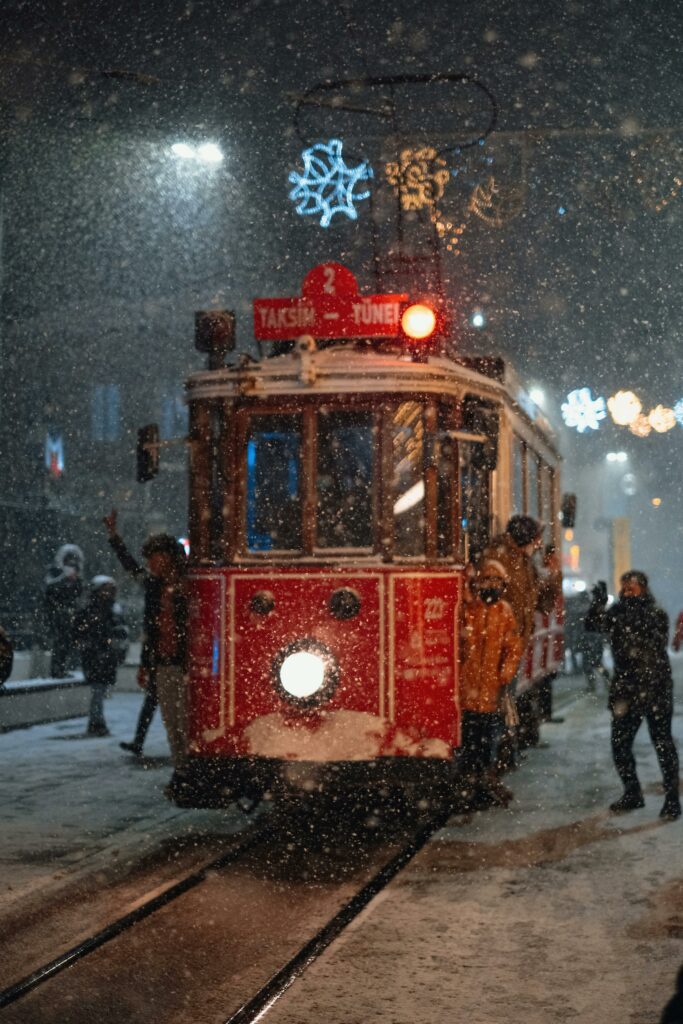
[459,558,524,809]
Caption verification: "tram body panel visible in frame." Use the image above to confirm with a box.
[186,567,461,767]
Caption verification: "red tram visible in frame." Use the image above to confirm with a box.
[172,265,563,808]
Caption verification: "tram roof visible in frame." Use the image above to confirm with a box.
[186,343,559,454]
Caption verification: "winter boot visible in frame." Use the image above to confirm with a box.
[660,794,682,821]
[120,741,143,756]
[609,787,645,813]
[486,772,513,807]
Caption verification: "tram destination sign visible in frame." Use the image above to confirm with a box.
[253,262,408,341]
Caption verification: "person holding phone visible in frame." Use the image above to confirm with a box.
[586,571,680,820]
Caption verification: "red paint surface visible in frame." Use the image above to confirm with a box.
[253,262,407,341]
[186,567,461,759]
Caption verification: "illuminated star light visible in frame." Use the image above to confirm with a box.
[288,139,373,228]
[673,398,683,427]
[561,388,607,433]
[607,390,642,426]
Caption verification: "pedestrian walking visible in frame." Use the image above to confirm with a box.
[103,511,189,789]
[119,669,159,758]
[0,625,14,686]
[673,611,683,653]
[43,544,85,677]
[585,571,681,820]
[74,576,129,737]
[459,559,523,809]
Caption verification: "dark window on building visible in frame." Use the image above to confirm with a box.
[91,384,121,442]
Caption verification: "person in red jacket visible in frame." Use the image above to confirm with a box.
[459,559,524,809]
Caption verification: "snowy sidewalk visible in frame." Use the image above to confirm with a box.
[263,659,683,1024]
[0,691,243,915]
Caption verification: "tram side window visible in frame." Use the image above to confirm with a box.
[460,442,490,559]
[436,405,456,558]
[246,414,303,552]
[316,410,375,549]
[392,401,426,557]
[512,436,525,514]
[528,452,540,520]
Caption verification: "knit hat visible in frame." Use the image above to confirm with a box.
[91,575,116,591]
[506,514,542,547]
[620,569,649,590]
[481,558,509,581]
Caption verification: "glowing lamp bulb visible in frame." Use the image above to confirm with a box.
[648,405,676,433]
[401,304,436,340]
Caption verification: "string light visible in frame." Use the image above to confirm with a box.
[607,390,642,426]
[561,388,607,433]
[288,139,373,227]
[648,405,676,433]
[468,175,524,227]
[385,147,450,211]
[629,414,652,437]
[673,399,683,427]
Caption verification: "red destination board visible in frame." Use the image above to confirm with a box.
[253,262,408,341]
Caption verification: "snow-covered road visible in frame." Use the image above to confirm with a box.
[2,664,683,1022]
[262,659,683,1024]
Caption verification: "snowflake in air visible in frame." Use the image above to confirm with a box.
[561,388,607,433]
[288,139,373,228]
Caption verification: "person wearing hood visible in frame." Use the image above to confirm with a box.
[483,515,563,760]
[585,571,680,820]
[43,544,85,677]
[459,559,524,809]
[74,576,129,737]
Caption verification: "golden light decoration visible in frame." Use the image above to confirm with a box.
[385,147,450,212]
[607,390,642,426]
[648,405,676,433]
[629,414,652,438]
[468,175,524,227]
[430,211,469,255]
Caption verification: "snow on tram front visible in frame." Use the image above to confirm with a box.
[169,262,563,809]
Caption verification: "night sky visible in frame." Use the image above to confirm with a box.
[1,0,682,605]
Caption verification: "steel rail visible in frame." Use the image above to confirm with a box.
[0,819,269,1010]
[224,809,451,1024]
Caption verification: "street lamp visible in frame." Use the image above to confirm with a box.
[470,311,486,328]
[170,141,224,164]
[605,451,628,463]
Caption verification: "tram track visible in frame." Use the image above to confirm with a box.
[0,816,270,1011]
[0,807,450,1024]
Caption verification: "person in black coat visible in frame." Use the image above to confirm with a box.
[103,510,188,777]
[74,576,128,737]
[585,570,680,820]
[43,544,85,677]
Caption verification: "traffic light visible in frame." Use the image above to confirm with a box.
[195,310,235,369]
[136,423,160,483]
[399,299,447,357]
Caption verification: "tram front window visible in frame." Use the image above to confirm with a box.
[246,414,303,552]
[392,401,425,557]
[316,410,375,549]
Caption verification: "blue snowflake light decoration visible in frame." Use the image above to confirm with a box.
[673,398,683,427]
[288,139,373,228]
[561,388,607,433]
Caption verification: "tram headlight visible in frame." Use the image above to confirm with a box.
[273,639,339,706]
